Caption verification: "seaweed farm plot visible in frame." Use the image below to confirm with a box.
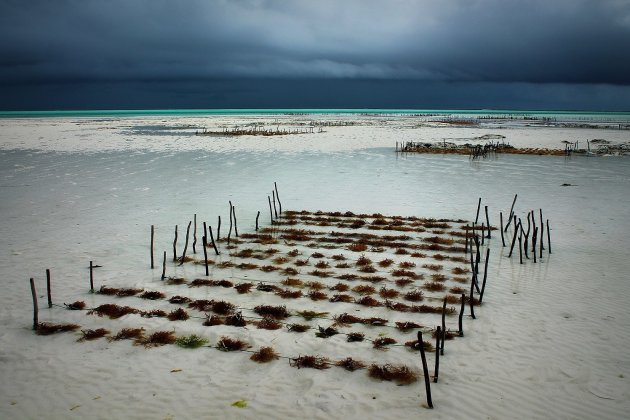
[30,209,493,409]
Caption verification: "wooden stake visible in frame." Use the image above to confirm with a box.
[274,182,282,215]
[150,225,155,269]
[434,326,441,383]
[208,225,219,255]
[540,209,545,250]
[481,223,485,245]
[193,214,197,254]
[504,194,518,232]
[499,212,505,246]
[440,299,447,355]
[475,197,481,224]
[255,211,260,231]
[173,225,178,262]
[547,219,551,254]
[480,248,490,303]
[179,221,191,266]
[272,190,278,219]
[46,269,52,308]
[485,205,491,238]
[89,260,94,292]
[30,278,38,330]
[508,221,520,257]
[217,216,221,241]
[268,195,273,223]
[161,251,166,280]
[532,227,538,263]
[458,294,465,336]
[202,235,209,276]
[232,205,238,237]
[469,273,476,319]
[228,202,233,245]
[518,233,523,264]
[417,331,434,409]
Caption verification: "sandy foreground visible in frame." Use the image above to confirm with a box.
[1,114,629,419]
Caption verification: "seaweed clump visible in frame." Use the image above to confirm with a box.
[88,304,139,319]
[254,305,290,319]
[78,328,110,342]
[64,301,86,310]
[167,308,190,321]
[297,310,328,321]
[36,322,80,336]
[136,330,177,348]
[335,357,366,372]
[175,334,208,348]
[216,336,249,352]
[372,337,397,349]
[290,355,330,369]
[110,327,145,341]
[250,346,280,363]
[368,364,418,385]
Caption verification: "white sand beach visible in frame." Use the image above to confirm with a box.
[1,113,629,419]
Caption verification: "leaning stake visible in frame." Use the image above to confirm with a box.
[161,251,166,280]
[499,212,505,246]
[202,235,209,276]
[475,197,481,224]
[479,248,490,303]
[208,226,219,256]
[179,221,191,266]
[255,211,260,231]
[268,196,273,223]
[30,278,38,330]
[417,331,434,409]
[274,182,282,214]
[192,214,197,254]
[485,205,491,238]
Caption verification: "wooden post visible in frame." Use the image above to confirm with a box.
[268,196,273,223]
[150,225,155,269]
[469,252,480,293]
[193,214,197,254]
[30,278,38,330]
[508,221,520,257]
[208,226,220,255]
[532,227,538,263]
[499,212,505,246]
[475,197,481,224]
[46,269,52,308]
[485,205,490,238]
[440,299,447,355]
[504,193,518,232]
[255,211,260,231]
[518,233,523,264]
[469,273,476,319]
[274,182,282,215]
[217,216,221,241]
[539,209,545,250]
[417,331,433,409]
[202,235,209,276]
[173,225,178,262]
[481,223,485,245]
[434,326,441,383]
[547,219,551,254]
[228,201,233,245]
[232,205,238,237]
[161,251,166,280]
[89,260,94,292]
[179,221,191,266]
[272,191,278,219]
[458,294,465,336]
[479,248,490,303]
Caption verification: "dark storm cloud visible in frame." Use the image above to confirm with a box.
[2,0,630,85]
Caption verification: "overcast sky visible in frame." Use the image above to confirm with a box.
[1,0,629,110]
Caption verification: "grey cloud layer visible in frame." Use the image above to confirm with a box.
[1,0,629,84]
